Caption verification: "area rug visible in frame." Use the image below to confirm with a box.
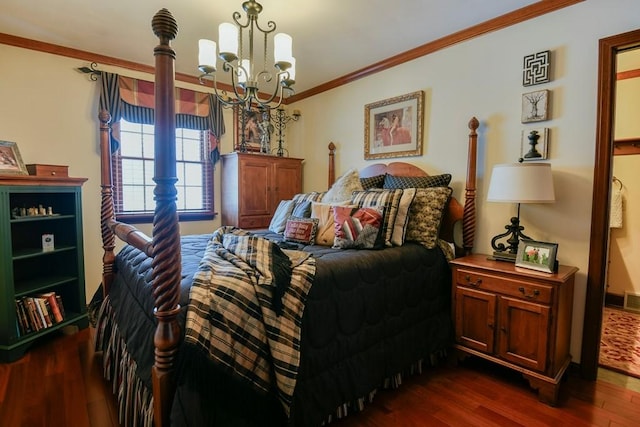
[599,306,640,379]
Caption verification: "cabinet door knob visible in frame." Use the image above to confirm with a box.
[464,275,482,287]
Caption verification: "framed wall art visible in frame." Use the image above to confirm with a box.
[0,140,28,175]
[233,106,274,153]
[364,90,424,160]
[521,89,549,123]
[523,50,550,86]
[521,128,549,161]
[516,239,558,273]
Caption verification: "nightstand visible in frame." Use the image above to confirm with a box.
[450,254,578,406]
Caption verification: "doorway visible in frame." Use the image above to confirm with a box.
[581,28,640,380]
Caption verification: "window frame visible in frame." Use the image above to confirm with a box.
[112,121,215,224]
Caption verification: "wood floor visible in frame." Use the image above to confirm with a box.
[1,328,639,427]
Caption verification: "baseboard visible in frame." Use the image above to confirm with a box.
[605,292,624,308]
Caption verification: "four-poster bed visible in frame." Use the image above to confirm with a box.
[94,9,480,427]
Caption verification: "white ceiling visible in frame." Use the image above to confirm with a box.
[1,0,541,94]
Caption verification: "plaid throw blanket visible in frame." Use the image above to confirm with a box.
[184,226,316,416]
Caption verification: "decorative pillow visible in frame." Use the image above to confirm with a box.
[390,188,416,246]
[291,200,312,218]
[405,187,453,249]
[293,191,326,203]
[333,206,384,249]
[268,199,295,233]
[283,217,319,245]
[351,189,403,247]
[321,168,364,203]
[383,174,452,189]
[310,201,354,246]
[360,174,385,190]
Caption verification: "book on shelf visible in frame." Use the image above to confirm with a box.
[36,298,53,327]
[15,300,30,336]
[55,295,66,320]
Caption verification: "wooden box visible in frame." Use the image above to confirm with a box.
[26,164,69,177]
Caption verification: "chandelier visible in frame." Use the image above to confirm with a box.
[197,1,295,110]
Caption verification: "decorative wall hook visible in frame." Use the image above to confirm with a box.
[77,62,102,81]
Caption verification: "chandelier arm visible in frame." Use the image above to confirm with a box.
[250,82,284,109]
[254,19,276,34]
[232,11,250,28]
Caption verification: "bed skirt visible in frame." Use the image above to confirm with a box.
[94,294,447,427]
[94,296,154,427]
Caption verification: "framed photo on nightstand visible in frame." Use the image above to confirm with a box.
[516,239,558,273]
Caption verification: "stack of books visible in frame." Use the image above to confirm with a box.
[15,292,66,336]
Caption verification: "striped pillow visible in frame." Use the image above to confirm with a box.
[292,191,326,203]
[351,189,403,247]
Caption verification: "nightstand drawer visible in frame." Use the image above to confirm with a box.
[456,269,553,304]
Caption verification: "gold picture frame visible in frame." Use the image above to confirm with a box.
[0,140,28,175]
[364,91,424,160]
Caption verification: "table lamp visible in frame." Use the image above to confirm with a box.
[487,162,555,262]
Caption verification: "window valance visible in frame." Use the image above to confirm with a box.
[99,72,225,164]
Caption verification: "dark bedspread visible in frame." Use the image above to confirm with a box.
[98,230,453,427]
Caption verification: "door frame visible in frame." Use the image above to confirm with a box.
[580,28,640,380]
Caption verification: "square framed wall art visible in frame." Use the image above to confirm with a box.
[521,89,549,123]
[523,50,551,86]
[521,128,549,161]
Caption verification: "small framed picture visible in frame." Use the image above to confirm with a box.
[521,89,549,123]
[523,50,550,86]
[0,140,28,175]
[521,128,549,161]
[516,239,558,273]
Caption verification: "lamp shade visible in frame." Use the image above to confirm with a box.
[487,163,555,203]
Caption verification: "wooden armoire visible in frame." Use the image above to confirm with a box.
[221,152,303,229]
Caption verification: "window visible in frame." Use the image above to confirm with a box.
[113,120,214,222]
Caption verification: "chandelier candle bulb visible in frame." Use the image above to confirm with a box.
[198,39,217,72]
[274,33,293,68]
[218,22,239,60]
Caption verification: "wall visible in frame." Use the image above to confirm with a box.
[286,0,640,362]
[608,49,640,297]
[2,0,640,363]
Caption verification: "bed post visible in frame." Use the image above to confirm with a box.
[328,142,336,189]
[463,117,479,256]
[150,9,181,427]
[99,110,116,295]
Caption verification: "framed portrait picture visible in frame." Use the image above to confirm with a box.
[516,239,558,273]
[521,89,549,123]
[0,140,28,175]
[233,106,273,153]
[364,90,424,160]
[521,128,549,161]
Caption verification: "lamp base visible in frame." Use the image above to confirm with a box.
[488,251,517,263]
